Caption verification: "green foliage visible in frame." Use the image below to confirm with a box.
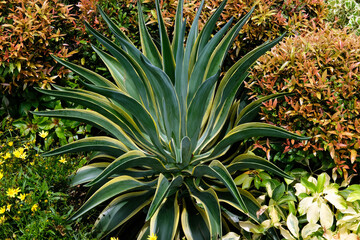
[34,0,309,239]
[247,26,360,179]
[238,171,360,239]
[327,0,360,35]
[0,116,93,239]
[12,99,92,151]
[70,0,156,72]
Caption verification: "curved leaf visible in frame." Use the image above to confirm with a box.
[40,136,127,157]
[218,189,261,221]
[94,190,153,237]
[33,109,138,150]
[138,1,162,68]
[185,179,221,239]
[155,0,175,82]
[211,122,310,157]
[181,198,210,240]
[92,45,142,100]
[201,34,288,151]
[84,20,154,115]
[187,19,233,102]
[150,193,179,240]
[171,0,184,59]
[187,72,219,150]
[87,151,169,187]
[236,93,288,124]
[204,7,255,79]
[79,82,167,157]
[97,6,143,61]
[36,87,150,146]
[146,175,183,221]
[186,0,204,73]
[70,176,156,220]
[51,55,117,88]
[70,162,109,187]
[140,56,181,144]
[227,154,293,179]
[196,0,229,54]
[193,160,247,213]
[137,223,151,240]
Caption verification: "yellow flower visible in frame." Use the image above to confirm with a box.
[31,204,39,212]
[19,152,27,160]
[3,152,11,159]
[17,193,26,201]
[6,187,21,198]
[0,206,5,214]
[8,141,13,147]
[0,215,6,224]
[0,172,3,180]
[39,130,48,138]
[13,147,25,158]
[59,157,67,164]
[110,238,119,240]
[6,204,11,212]
[147,233,157,240]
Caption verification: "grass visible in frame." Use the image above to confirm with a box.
[0,117,95,239]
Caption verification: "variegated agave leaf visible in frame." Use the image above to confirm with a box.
[34,0,310,239]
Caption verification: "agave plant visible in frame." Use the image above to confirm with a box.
[34,0,309,239]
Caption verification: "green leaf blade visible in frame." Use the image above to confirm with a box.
[185,179,222,239]
[146,175,183,221]
[70,176,155,221]
[138,1,162,68]
[227,154,294,180]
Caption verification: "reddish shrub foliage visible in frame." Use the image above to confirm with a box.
[153,0,328,59]
[0,0,79,93]
[248,26,360,179]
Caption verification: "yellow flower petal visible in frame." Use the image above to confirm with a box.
[147,233,158,240]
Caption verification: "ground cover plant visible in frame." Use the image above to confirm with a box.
[327,0,360,35]
[32,0,310,239]
[237,171,360,239]
[0,116,93,239]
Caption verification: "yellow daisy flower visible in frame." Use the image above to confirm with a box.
[8,141,13,147]
[39,130,48,138]
[6,187,21,198]
[59,157,67,164]
[147,233,157,240]
[31,204,39,212]
[17,193,26,201]
[19,152,27,160]
[13,147,25,158]
[0,172,3,180]
[3,152,11,160]
[0,215,6,224]
[0,206,5,214]
[110,238,119,240]
[6,204,11,212]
